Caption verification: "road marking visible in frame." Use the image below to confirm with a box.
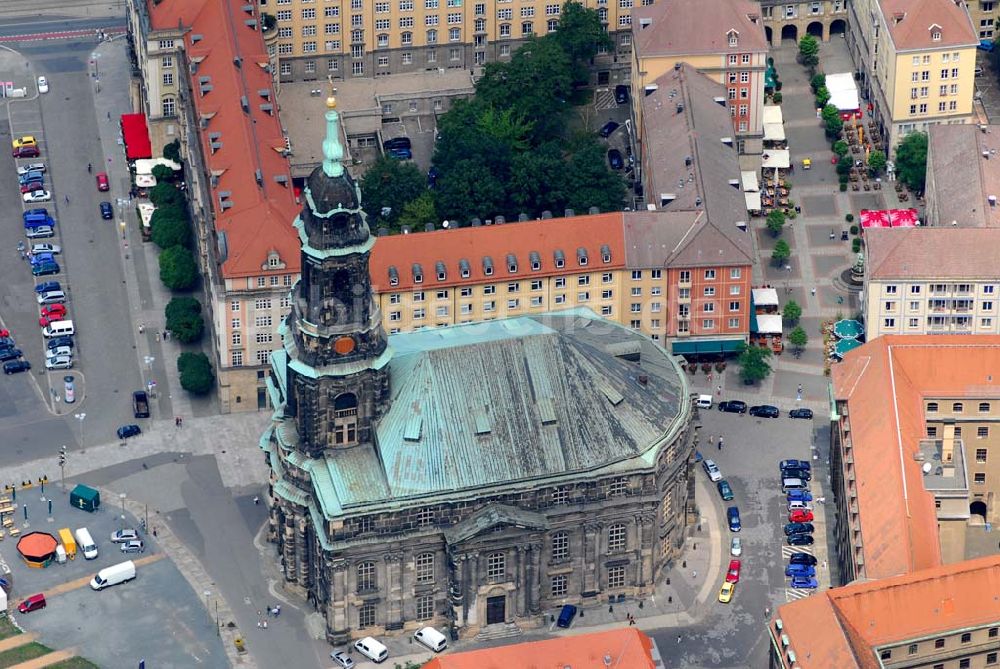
[0,27,125,43]
[42,553,164,598]
[781,545,815,557]
[784,588,815,602]
[595,90,618,111]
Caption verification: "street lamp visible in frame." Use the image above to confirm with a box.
[58,446,67,491]
[119,492,126,530]
[73,412,86,447]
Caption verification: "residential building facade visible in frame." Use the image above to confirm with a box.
[258,0,634,82]
[969,0,999,40]
[631,0,768,156]
[262,101,698,642]
[863,228,1000,338]
[847,0,978,155]
[757,0,849,44]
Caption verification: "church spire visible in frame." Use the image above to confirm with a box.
[322,77,344,179]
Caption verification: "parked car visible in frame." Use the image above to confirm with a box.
[17,163,45,175]
[784,522,814,535]
[730,536,742,557]
[32,262,60,277]
[12,135,37,150]
[725,559,741,584]
[556,604,578,628]
[47,335,74,351]
[111,528,140,543]
[727,506,742,532]
[785,564,816,578]
[607,149,624,170]
[95,172,110,191]
[718,400,748,414]
[718,581,735,603]
[3,360,31,374]
[749,404,780,418]
[702,459,722,482]
[31,243,61,255]
[382,137,411,151]
[20,180,44,194]
[19,170,44,185]
[31,253,57,267]
[788,500,813,513]
[37,289,65,304]
[37,76,48,93]
[39,305,68,326]
[388,147,412,160]
[716,480,734,501]
[789,508,814,523]
[120,540,144,554]
[117,424,142,439]
[330,651,355,669]
[45,355,73,370]
[789,576,819,589]
[0,348,23,362]
[34,280,60,294]
[13,145,41,158]
[614,84,629,104]
[45,346,72,360]
[786,533,815,546]
[789,552,817,566]
[23,190,52,203]
[789,408,814,419]
[783,468,812,482]
[780,459,812,472]
[17,593,46,613]
[786,489,813,502]
[25,225,54,239]
[598,120,620,137]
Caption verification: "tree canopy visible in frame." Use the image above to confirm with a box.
[737,345,773,384]
[150,205,192,249]
[159,245,199,291]
[895,132,928,193]
[798,35,820,69]
[782,300,802,323]
[177,352,214,395]
[165,297,205,344]
[788,325,808,352]
[772,239,791,266]
[766,209,786,237]
[360,156,427,230]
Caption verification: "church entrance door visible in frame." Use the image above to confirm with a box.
[486,595,506,625]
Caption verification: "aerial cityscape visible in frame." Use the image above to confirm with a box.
[1,0,1000,667]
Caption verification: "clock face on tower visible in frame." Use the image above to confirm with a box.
[334,336,356,355]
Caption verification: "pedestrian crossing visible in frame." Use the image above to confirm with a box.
[784,588,815,602]
[595,89,618,111]
[781,545,815,558]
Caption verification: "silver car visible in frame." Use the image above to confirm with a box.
[120,540,144,554]
[44,354,73,370]
[45,346,72,360]
[111,528,139,543]
[330,651,355,669]
[30,243,61,255]
[25,225,54,239]
[17,163,45,176]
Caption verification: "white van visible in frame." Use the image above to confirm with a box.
[696,394,713,409]
[75,527,98,559]
[90,560,136,590]
[353,636,389,663]
[42,319,74,338]
[413,626,447,653]
[781,478,806,493]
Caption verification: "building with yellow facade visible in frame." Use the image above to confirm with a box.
[847,0,977,155]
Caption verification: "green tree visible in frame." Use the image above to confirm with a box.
[810,73,826,93]
[895,132,928,193]
[562,138,627,213]
[150,182,183,208]
[836,158,853,177]
[832,140,849,157]
[550,1,612,84]
[782,299,802,324]
[508,141,569,215]
[177,352,214,395]
[475,106,534,152]
[814,86,830,108]
[151,164,175,183]
[737,344,773,384]
[772,238,791,266]
[165,297,205,344]
[867,149,887,176]
[798,35,820,69]
[434,159,507,221]
[788,325,809,353]
[163,138,182,163]
[398,192,439,230]
[360,156,427,227]
[159,245,199,290]
[766,209,786,237]
[150,205,192,249]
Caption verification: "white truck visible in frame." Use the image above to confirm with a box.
[90,560,136,590]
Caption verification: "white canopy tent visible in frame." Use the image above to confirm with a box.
[741,170,759,193]
[761,150,790,169]
[134,158,182,176]
[763,123,785,141]
[745,192,762,212]
[826,72,860,112]
[752,288,780,308]
[755,314,783,335]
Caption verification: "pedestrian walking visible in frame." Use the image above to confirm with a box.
[811,287,817,296]
[262,620,268,629]
[692,570,697,579]
[677,635,682,644]
[253,496,260,505]
[716,384,722,396]
[64,195,69,204]
[718,437,723,449]
[87,163,92,173]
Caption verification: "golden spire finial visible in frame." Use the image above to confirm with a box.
[326,75,337,110]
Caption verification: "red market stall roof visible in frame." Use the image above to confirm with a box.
[120,113,152,161]
[860,209,891,229]
[860,208,920,230]
[888,208,919,227]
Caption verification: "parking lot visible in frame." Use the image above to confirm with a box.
[1,484,228,668]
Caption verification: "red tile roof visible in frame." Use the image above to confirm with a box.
[149,0,300,280]
[422,628,659,669]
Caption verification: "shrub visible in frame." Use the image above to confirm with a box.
[163,139,181,164]
[840,183,848,191]
[810,73,826,93]
[165,297,205,343]
[177,352,214,395]
[814,86,830,108]
[850,225,859,235]
[833,140,849,157]
[845,213,854,223]
[772,92,783,104]
[852,238,862,253]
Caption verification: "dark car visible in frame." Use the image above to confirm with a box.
[383,137,412,151]
[598,120,620,137]
[789,552,818,566]
[717,480,734,501]
[388,147,412,160]
[13,145,40,158]
[614,84,629,104]
[3,360,31,374]
[117,424,142,439]
[556,604,578,628]
[787,533,815,546]
[718,400,748,414]
[783,468,812,482]
[31,261,60,277]
[727,506,741,532]
[99,201,113,220]
[607,149,624,170]
[749,404,780,418]
[784,522,815,535]
[787,489,813,502]
[34,280,60,294]
[785,564,816,578]
[0,348,23,362]
[47,335,74,350]
[780,459,812,472]
[789,408,814,419]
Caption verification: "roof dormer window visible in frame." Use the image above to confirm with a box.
[435,261,447,282]
[506,253,518,273]
[727,29,738,47]
[577,247,588,266]
[412,263,423,284]
[554,249,565,268]
[459,259,471,278]
[483,256,494,276]
[932,31,941,41]
[388,266,399,286]
[601,244,612,264]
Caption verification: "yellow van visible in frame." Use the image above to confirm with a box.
[58,527,77,559]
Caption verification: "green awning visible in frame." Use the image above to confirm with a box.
[672,341,698,354]
[671,339,745,355]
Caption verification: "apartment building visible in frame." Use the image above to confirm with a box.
[830,336,1000,588]
[135,0,303,413]
[969,0,999,40]
[757,0,849,44]
[367,210,753,355]
[259,0,634,82]
[770,555,1000,669]
[631,0,768,157]
[863,228,1000,338]
[847,0,977,155]
[925,124,1000,228]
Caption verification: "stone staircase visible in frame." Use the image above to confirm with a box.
[474,622,523,642]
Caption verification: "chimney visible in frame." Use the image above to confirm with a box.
[941,421,956,470]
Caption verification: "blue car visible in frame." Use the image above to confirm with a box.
[727,506,741,532]
[556,604,577,628]
[30,253,55,266]
[790,575,819,589]
[31,261,60,277]
[980,39,995,52]
[388,147,412,160]
[117,424,142,439]
[787,489,813,502]
[785,564,816,578]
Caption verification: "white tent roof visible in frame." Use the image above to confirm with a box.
[756,314,783,334]
[752,288,780,306]
[763,105,784,125]
[136,174,156,187]
[741,170,759,192]
[138,202,155,230]
[761,149,790,169]
[744,192,762,212]
[763,123,785,141]
[134,158,182,176]
[826,72,860,112]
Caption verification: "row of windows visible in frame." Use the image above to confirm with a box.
[908,84,960,97]
[882,316,994,329]
[884,284,996,295]
[911,51,963,66]
[231,349,273,366]
[908,101,960,115]
[927,401,995,414]
[357,595,434,628]
[879,626,997,663]
[882,300,995,311]
[926,425,991,438]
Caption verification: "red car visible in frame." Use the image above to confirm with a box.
[725,559,741,584]
[20,181,44,194]
[96,172,110,191]
[789,509,815,523]
[13,146,40,158]
[39,304,67,326]
[18,593,46,613]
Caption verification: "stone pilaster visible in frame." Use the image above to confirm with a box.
[383,552,403,629]
[515,546,527,617]
[527,542,542,614]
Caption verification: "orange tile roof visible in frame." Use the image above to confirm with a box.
[778,555,1000,666]
[879,0,977,51]
[369,213,627,292]
[422,628,658,669]
[833,336,1000,580]
[149,0,300,280]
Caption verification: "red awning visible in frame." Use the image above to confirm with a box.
[120,113,152,161]
[888,208,919,227]
[859,209,891,229]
